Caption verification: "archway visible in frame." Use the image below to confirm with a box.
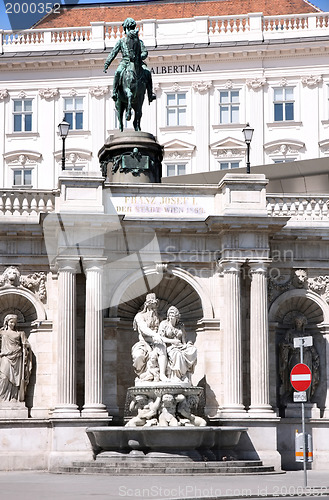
[268,289,327,416]
[105,272,205,416]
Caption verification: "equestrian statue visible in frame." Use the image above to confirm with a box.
[103,17,156,132]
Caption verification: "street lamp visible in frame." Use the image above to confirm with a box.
[242,122,254,174]
[58,118,70,170]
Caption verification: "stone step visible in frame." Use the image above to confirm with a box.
[77,459,265,468]
[57,460,276,475]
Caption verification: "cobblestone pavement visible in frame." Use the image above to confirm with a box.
[0,470,328,500]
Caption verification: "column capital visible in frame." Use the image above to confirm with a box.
[249,261,269,275]
[82,257,107,272]
[220,260,244,274]
[56,258,80,273]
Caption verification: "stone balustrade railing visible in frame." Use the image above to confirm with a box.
[0,190,55,218]
[1,11,329,52]
[266,196,329,220]
[1,189,328,222]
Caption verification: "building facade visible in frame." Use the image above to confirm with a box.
[0,0,329,188]
[0,0,329,473]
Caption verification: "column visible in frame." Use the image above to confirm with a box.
[54,258,80,416]
[323,328,329,419]
[249,262,274,414]
[82,259,108,416]
[221,262,246,415]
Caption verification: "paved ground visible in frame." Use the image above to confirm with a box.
[0,470,328,500]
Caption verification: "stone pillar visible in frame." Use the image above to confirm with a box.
[54,259,80,417]
[249,262,274,415]
[323,327,329,419]
[221,262,246,415]
[82,259,108,416]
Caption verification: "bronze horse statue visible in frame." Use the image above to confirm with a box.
[103,17,156,132]
[116,59,146,132]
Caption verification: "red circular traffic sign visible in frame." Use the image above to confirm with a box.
[290,363,312,392]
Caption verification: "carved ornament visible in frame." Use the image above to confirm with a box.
[0,266,47,303]
[301,75,322,88]
[39,88,59,100]
[0,89,8,100]
[192,81,213,93]
[246,78,266,90]
[89,86,110,98]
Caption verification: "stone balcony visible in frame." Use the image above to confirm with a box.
[1,11,329,53]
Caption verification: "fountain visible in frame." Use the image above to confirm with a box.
[84,295,266,473]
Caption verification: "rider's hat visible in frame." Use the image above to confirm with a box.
[122,17,137,32]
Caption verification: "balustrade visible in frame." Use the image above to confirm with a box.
[266,196,329,220]
[0,190,55,217]
[1,11,329,53]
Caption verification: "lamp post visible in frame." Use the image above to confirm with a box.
[242,123,254,174]
[58,119,70,171]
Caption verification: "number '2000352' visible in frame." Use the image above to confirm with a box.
[6,3,60,15]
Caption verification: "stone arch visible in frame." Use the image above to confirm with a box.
[106,267,209,415]
[109,265,214,321]
[0,288,46,327]
[268,288,327,415]
[269,288,328,325]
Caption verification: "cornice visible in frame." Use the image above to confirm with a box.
[1,40,329,71]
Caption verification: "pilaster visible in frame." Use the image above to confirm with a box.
[221,261,246,416]
[81,259,108,417]
[323,327,329,419]
[249,262,274,416]
[53,258,80,417]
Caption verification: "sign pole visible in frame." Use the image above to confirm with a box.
[291,336,313,488]
[299,341,307,488]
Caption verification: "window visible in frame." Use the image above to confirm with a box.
[166,163,186,176]
[273,158,296,163]
[13,99,32,132]
[220,161,240,170]
[13,168,32,186]
[219,90,239,124]
[64,97,84,130]
[166,93,186,126]
[274,88,294,121]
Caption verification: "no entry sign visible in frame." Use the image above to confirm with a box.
[290,363,312,392]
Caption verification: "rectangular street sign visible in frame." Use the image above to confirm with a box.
[294,336,313,348]
[293,391,307,402]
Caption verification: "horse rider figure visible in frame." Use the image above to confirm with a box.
[103,17,156,104]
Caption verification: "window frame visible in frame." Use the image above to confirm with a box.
[165,162,187,177]
[219,89,240,125]
[219,160,241,171]
[63,96,85,131]
[12,166,33,187]
[165,92,187,127]
[12,97,34,133]
[273,87,295,122]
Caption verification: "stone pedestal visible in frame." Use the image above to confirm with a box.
[125,386,205,421]
[285,402,320,418]
[0,401,28,418]
[98,131,163,183]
